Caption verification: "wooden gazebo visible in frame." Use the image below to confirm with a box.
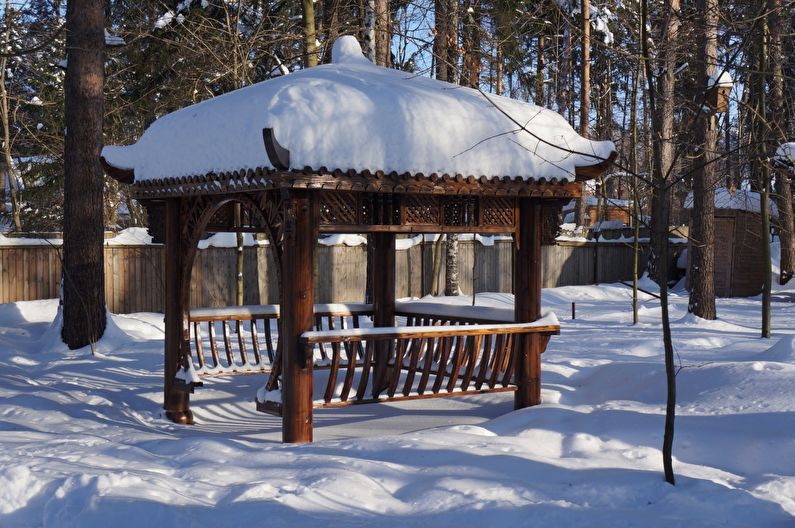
[102,36,615,443]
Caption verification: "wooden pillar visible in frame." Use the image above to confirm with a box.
[281,190,317,443]
[371,231,396,395]
[164,198,193,424]
[514,198,543,409]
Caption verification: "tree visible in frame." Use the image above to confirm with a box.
[642,0,680,485]
[688,0,719,320]
[768,0,794,285]
[61,0,106,349]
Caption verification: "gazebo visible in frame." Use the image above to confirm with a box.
[102,36,615,443]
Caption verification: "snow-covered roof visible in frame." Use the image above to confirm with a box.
[708,70,733,89]
[684,188,778,219]
[102,36,615,184]
[775,142,795,169]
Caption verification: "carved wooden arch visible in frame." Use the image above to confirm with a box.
[178,191,284,309]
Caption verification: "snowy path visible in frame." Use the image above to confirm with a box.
[0,283,793,527]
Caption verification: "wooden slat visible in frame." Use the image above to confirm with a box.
[401,336,425,397]
[387,336,408,398]
[236,320,249,365]
[474,334,493,390]
[207,321,221,367]
[355,339,374,401]
[486,333,506,388]
[460,334,482,391]
[432,335,454,394]
[193,321,206,369]
[416,337,436,395]
[222,321,234,366]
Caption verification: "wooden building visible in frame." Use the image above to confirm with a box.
[685,188,777,297]
[102,36,615,443]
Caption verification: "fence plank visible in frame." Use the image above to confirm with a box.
[0,240,666,313]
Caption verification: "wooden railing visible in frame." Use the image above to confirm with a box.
[299,322,559,409]
[187,303,372,376]
[189,303,559,414]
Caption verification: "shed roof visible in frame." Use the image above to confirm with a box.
[102,36,615,185]
[684,188,779,219]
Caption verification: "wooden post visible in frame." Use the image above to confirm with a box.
[164,198,193,424]
[281,190,317,443]
[371,231,396,395]
[514,198,543,409]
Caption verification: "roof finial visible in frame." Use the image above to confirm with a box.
[331,36,371,66]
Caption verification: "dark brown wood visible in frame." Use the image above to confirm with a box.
[460,335,482,391]
[125,170,584,202]
[263,128,291,170]
[320,224,515,234]
[163,198,193,424]
[514,198,543,408]
[193,321,206,369]
[208,322,220,367]
[371,232,396,396]
[250,319,262,365]
[280,190,317,443]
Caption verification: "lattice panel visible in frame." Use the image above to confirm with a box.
[319,191,358,225]
[542,204,562,245]
[402,195,439,225]
[361,193,400,225]
[481,197,515,226]
[206,202,235,229]
[443,196,478,226]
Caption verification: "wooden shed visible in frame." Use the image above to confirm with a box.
[101,36,615,443]
[685,188,777,297]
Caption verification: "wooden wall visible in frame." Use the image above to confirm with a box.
[0,240,663,313]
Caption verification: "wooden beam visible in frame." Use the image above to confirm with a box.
[371,232,396,396]
[280,190,317,443]
[319,224,516,234]
[163,198,193,424]
[514,198,544,409]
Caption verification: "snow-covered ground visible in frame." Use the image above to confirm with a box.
[1,281,794,527]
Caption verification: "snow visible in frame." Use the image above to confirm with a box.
[684,187,779,218]
[0,283,793,524]
[775,142,795,168]
[104,227,154,246]
[104,29,125,47]
[302,313,560,340]
[102,36,615,183]
[708,70,733,89]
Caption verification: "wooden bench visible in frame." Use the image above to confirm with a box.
[185,303,373,378]
[184,302,559,414]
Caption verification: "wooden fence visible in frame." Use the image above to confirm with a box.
[0,239,675,314]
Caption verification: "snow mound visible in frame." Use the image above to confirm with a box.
[756,335,795,363]
[36,307,132,356]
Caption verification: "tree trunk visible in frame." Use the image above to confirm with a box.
[433,0,449,81]
[688,0,718,320]
[445,233,459,296]
[642,0,679,485]
[0,1,21,229]
[374,0,389,67]
[768,0,794,284]
[755,16,772,338]
[303,0,318,67]
[62,0,107,350]
[580,0,590,138]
